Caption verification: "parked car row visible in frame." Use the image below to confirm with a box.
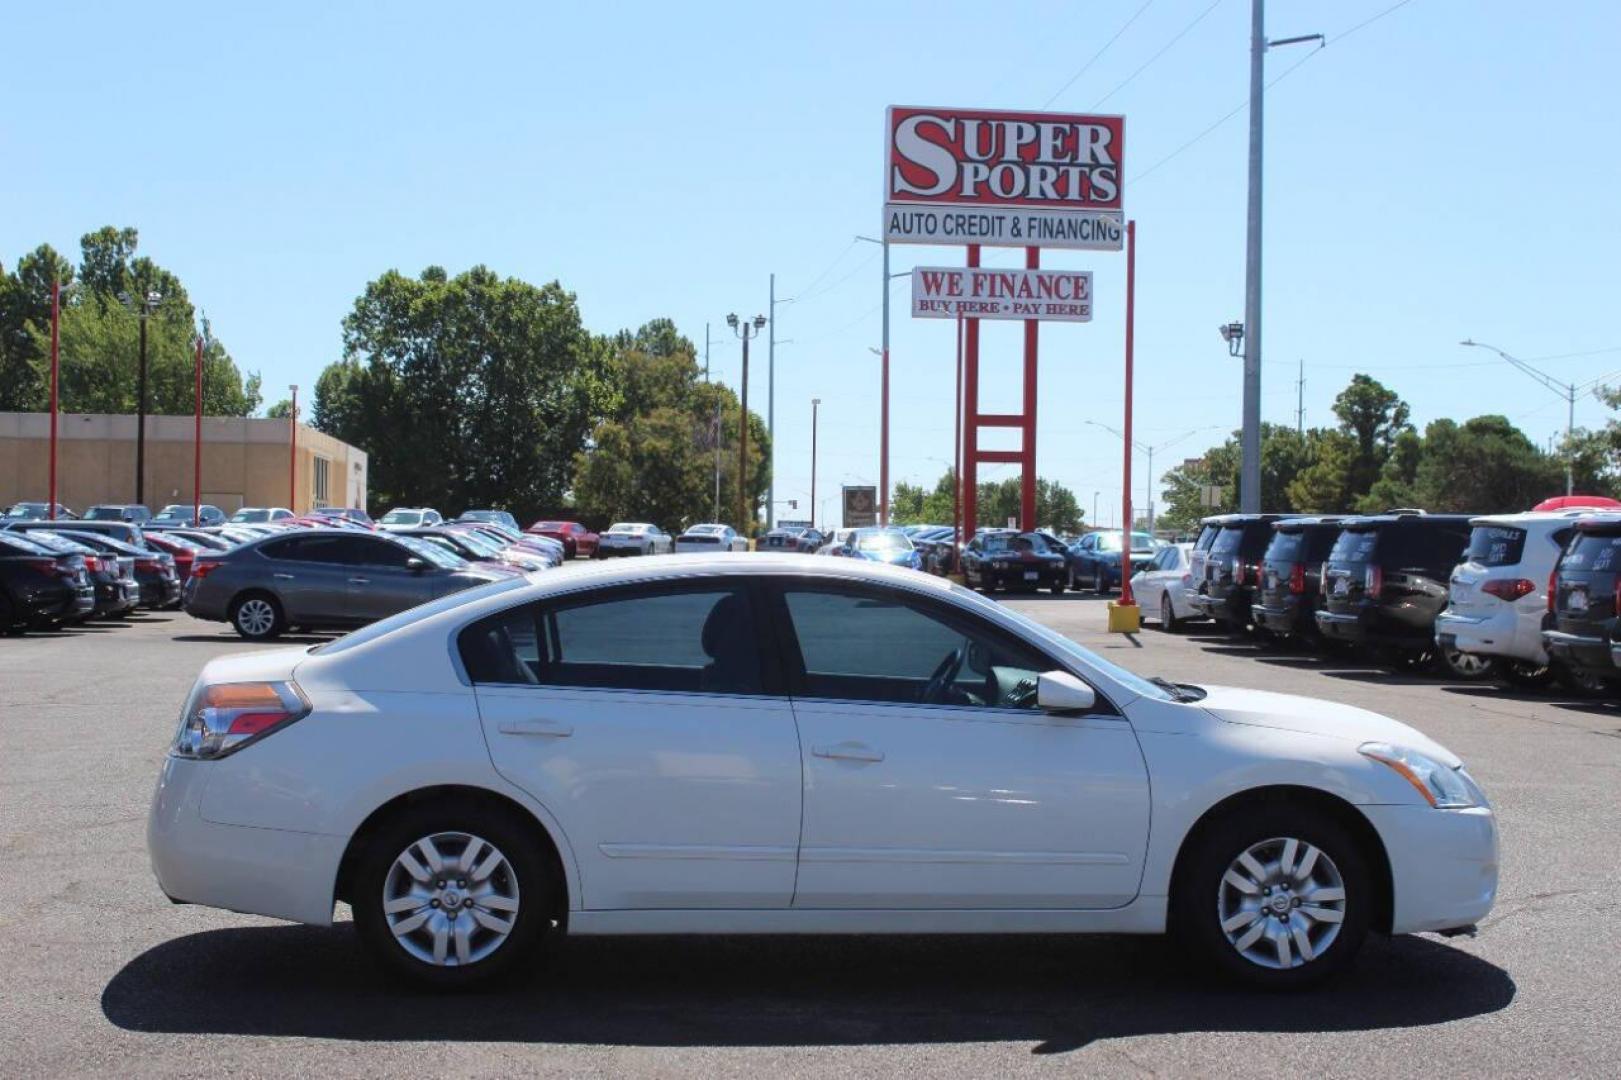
[1137,504,1621,694]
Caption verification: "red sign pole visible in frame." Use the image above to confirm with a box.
[193,336,203,526]
[1021,246,1039,530]
[289,385,298,512]
[48,281,61,520]
[1119,219,1137,606]
[953,310,964,566]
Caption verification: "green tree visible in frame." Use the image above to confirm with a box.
[265,399,292,419]
[317,265,614,517]
[1359,415,1564,513]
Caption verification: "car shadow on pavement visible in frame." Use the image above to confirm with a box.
[101,926,1513,1053]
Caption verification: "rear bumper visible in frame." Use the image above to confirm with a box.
[1435,609,1547,666]
[147,755,343,926]
[1252,597,1312,636]
[23,584,96,624]
[1362,804,1498,935]
[1541,629,1616,677]
[1204,587,1254,625]
[138,577,184,608]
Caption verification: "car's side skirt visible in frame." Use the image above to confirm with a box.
[569,898,1167,936]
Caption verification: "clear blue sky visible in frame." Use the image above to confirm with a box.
[6,1,1619,525]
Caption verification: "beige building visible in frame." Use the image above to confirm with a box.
[0,411,368,516]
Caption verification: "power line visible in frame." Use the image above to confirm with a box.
[1092,0,1227,108]
[792,248,879,304]
[1041,0,1156,108]
[788,239,860,299]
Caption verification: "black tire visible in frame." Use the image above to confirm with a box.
[228,591,285,641]
[1050,580,1066,595]
[1092,567,1107,595]
[1377,646,1432,673]
[1174,802,1371,990]
[564,540,577,559]
[352,798,560,989]
[0,591,18,634]
[1555,663,1609,697]
[1160,593,1181,632]
[1498,661,1554,690]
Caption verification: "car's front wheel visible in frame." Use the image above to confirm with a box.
[1160,592,1182,632]
[352,800,559,988]
[1175,803,1370,989]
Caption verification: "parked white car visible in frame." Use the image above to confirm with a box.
[1435,510,1591,686]
[149,555,1496,990]
[597,522,672,556]
[378,508,443,532]
[1130,542,1197,630]
[674,523,747,553]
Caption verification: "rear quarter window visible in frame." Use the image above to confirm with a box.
[1194,525,1218,552]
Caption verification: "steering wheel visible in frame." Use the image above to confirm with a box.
[920,645,966,704]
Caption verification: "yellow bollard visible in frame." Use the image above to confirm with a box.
[1107,600,1141,634]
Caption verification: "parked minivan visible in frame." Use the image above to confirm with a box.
[1541,513,1621,690]
[1252,516,1344,643]
[1314,512,1478,674]
[1436,511,1588,688]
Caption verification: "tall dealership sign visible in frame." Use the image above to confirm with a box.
[885,106,1124,250]
[889,105,1138,611]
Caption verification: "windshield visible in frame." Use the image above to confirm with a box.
[1266,531,1305,562]
[856,529,913,552]
[983,532,1052,554]
[230,509,271,522]
[394,534,468,569]
[1466,525,1527,567]
[1329,529,1378,563]
[86,507,127,520]
[451,529,502,556]
[380,510,421,525]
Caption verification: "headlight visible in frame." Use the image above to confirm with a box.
[1359,742,1476,808]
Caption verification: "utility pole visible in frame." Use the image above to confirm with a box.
[706,322,720,522]
[1295,357,1305,435]
[1240,2,1321,512]
[810,398,821,531]
[127,289,162,507]
[1461,338,1596,495]
[728,313,767,532]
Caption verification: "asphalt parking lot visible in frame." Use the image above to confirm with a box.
[3,594,1618,1078]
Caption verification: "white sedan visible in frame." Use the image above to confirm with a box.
[596,522,672,556]
[1130,541,1199,630]
[674,523,748,553]
[148,555,1496,989]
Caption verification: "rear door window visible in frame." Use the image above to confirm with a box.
[1466,526,1527,567]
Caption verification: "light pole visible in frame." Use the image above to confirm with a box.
[857,235,908,526]
[123,289,162,506]
[810,397,821,531]
[1238,2,1322,514]
[705,322,720,521]
[193,333,204,527]
[47,280,68,520]
[1087,421,1223,532]
[728,313,767,533]
[766,275,794,530]
[288,385,298,511]
[1460,339,1607,496]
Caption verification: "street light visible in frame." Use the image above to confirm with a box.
[119,289,162,506]
[728,313,767,533]
[288,385,298,512]
[1460,339,1615,496]
[46,279,79,520]
[1219,321,1244,357]
[810,397,821,531]
[856,235,911,526]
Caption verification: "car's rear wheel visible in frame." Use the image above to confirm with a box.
[1092,567,1107,594]
[229,592,284,641]
[1175,803,1370,989]
[1161,593,1182,632]
[1438,646,1497,680]
[1050,579,1065,595]
[1497,661,1553,689]
[352,801,559,988]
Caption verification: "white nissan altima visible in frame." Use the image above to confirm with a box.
[148,555,1497,989]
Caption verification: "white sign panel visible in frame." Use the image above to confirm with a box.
[910,266,1093,322]
[886,205,1123,250]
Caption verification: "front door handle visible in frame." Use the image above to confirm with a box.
[348,576,370,584]
[499,719,575,738]
[812,742,884,763]
[273,572,294,580]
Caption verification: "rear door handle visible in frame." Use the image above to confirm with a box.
[812,742,884,763]
[348,576,370,584]
[498,719,574,738]
[273,572,294,580]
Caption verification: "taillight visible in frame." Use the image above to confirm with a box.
[1180,572,1192,587]
[190,559,220,580]
[1481,578,1535,602]
[136,557,162,573]
[171,681,310,759]
[84,555,101,572]
[1365,564,1384,598]
[1548,569,1558,613]
[1289,562,1306,594]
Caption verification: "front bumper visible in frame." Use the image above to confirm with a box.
[147,755,345,926]
[1361,803,1498,934]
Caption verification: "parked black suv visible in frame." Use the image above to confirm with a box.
[1252,516,1345,642]
[1542,514,1621,688]
[1314,512,1473,668]
[1195,514,1290,630]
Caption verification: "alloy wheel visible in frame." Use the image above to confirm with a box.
[235,598,276,637]
[382,831,520,967]
[1217,836,1346,970]
[1441,647,1495,679]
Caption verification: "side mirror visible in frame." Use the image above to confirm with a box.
[406,556,426,572]
[1037,670,1096,713]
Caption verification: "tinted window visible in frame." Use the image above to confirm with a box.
[781,587,1053,709]
[1194,524,1218,552]
[1466,526,1527,567]
[460,585,762,694]
[1562,532,1621,574]
[1266,531,1304,562]
[261,535,359,564]
[1210,527,1245,555]
[1329,530,1378,563]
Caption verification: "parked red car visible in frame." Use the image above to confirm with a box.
[142,530,206,583]
[526,520,598,558]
